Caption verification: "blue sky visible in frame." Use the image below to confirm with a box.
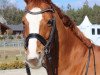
[13,0,100,10]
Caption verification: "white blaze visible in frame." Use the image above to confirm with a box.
[26,8,42,59]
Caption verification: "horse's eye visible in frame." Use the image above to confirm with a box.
[22,21,25,25]
[47,19,53,26]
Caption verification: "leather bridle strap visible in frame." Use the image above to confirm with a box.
[85,47,96,75]
[44,18,56,75]
[25,33,47,49]
[24,6,55,75]
[24,17,56,75]
[25,8,55,15]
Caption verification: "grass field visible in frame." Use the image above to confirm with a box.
[0,46,25,63]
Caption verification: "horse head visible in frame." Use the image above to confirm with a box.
[22,0,56,69]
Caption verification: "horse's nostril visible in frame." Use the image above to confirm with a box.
[28,58,39,65]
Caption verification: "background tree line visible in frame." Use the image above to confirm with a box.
[0,0,100,25]
[0,0,24,25]
[65,1,100,25]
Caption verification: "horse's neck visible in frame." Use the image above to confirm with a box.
[55,16,88,74]
[51,3,92,48]
[58,30,88,74]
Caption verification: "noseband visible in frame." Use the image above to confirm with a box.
[24,8,56,75]
[24,7,96,75]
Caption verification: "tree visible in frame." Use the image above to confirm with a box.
[3,6,24,25]
[0,0,9,9]
[63,0,100,25]
[92,4,100,24]
[67,4,71,10]
[0,0,24,25]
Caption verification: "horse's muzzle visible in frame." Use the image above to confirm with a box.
[26,54,44,69]
[28,58,38,65]
[26,59,41,69]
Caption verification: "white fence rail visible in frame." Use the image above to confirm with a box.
[0,40,24,47]
[0,37,24,57]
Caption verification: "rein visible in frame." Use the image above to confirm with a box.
[24,7,96,75]
[69,26,96,75]
[24,8,56,75]
[69,27,96,75]
[69,25,96,75]
[85,46,96,75]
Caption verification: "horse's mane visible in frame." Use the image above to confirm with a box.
[50,2,93,47]
[24,0,93,47]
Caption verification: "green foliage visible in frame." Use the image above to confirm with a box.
[0,0,24,25]
[16,56,19,60]
[0,61,25,70]
[17,35,22,39]
[0,0,100,25]
[0,63,7,70]
[8,35,14,39]
[5,55,8,59]
[2,7,24,25]
[0,36,4,40]
[65,3,100,25]
[0,35,5,40]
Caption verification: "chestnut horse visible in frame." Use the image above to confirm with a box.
[22,0,100,75]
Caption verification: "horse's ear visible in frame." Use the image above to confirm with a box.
[47,0,51,2]
[24,0,32,4]
[47,0,52,4]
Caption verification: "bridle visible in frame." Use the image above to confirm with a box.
[24,7,56,75]
[24,7,96,75]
